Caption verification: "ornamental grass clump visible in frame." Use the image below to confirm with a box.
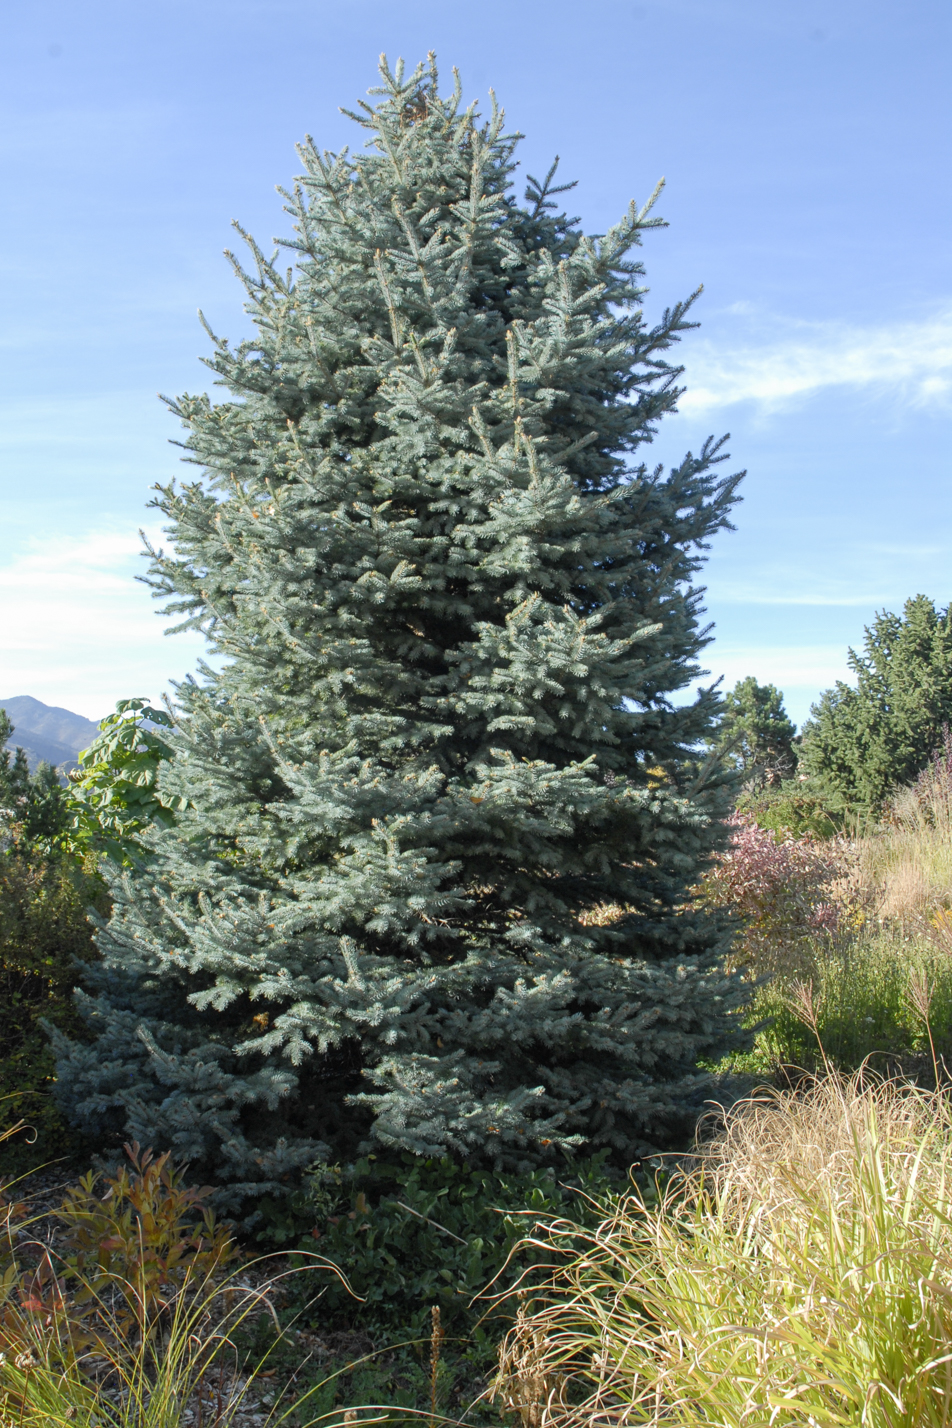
[0,1279,254,1428]
[861,727,952,923]
[0,1138,248,1428]
[752,926,952,1073]
[495,1070,952,1427]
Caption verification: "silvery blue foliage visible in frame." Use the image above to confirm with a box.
[52,56,749,1206]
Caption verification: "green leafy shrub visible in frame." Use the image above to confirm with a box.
[67,699,183,864]
[259,1152,621,1343]
[58,1142,239,1337]
[736,780,841,839]
[0,848,107,1168]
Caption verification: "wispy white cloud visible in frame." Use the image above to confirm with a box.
[712,588,894,607]
[707,643,851,686]
[0,526,207,719]
[702,644,854,724]
[678,307,952,414]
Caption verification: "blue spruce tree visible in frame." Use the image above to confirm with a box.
[53,57,748,1205]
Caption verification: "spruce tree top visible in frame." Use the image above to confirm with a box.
[717,677,797,786]
[54,57,747,1201]
[801,595,952,811]
[162,55,739,780]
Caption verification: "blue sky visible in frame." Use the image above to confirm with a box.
[2,0,949,725]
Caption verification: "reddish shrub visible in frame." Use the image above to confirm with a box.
[702,813,850,977]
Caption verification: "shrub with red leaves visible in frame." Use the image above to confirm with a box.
[701,812,850,978]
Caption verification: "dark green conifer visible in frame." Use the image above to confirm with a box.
[0,711,32,816]
[0,711,72,855]
[53,57,748,1203]
[716,677,797,786]
[801,595,952,811]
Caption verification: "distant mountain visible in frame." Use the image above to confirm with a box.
[0,696,103,772]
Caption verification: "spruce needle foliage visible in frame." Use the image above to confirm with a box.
[52,55,748,1203]
[801,595,952,813]
[714,676,797,787]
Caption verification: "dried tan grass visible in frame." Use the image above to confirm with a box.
[859,765,952,922]
[495,1070,952,1427]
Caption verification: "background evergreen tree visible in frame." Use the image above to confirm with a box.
[52,56,748,1203]
[800,595,952,812]
[0,710,72,855]
[715,677,797,787]
[0,711,33,822]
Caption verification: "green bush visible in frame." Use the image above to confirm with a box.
[66,699,183,864]
[257,1151,621,1343]
[736,780,841,839]
[749,926,952,1075]
[0,847,107,1168]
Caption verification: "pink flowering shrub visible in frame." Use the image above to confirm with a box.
[701,812,851,978]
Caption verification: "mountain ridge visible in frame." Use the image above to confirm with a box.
[1,696,103,771]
